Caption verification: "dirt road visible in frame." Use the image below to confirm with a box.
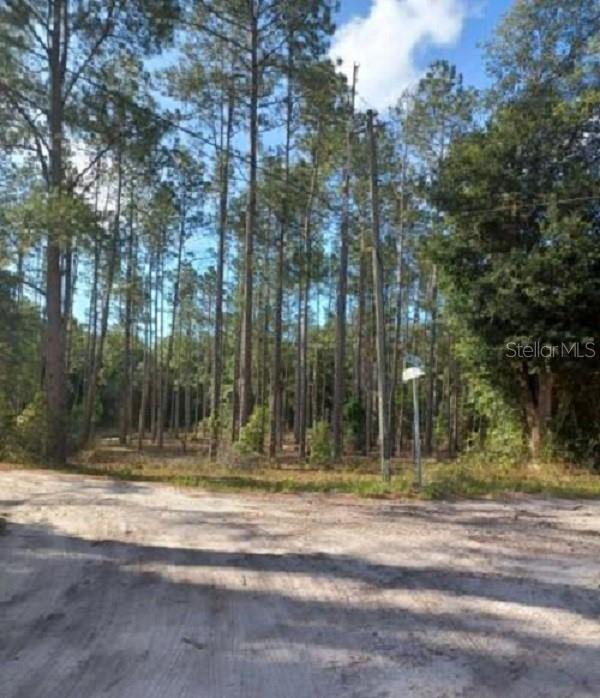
[1,470,599,697]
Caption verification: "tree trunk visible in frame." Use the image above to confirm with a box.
[294,281,302,444]
[447,350,457,459]
[156,243,165,447]
[45,0,67,464]
[83,231,100,405]
[258,267,269,453]
[173,382,180,436]
[63,242,76,374]
[185,372,191,438]
[239,4,258,428]
[269,32,293,458]
[365,354,373,454]
[269,190,286,457]
[210,79,234,460]
[159,209,186,449]
[424,265,438,456]
[151,249,160,442]
[367,110,391,482]
[523,364,553,461]
[332,64,358,460]
[80,148,122,449]
[231,280,242,443]
[354,239,366,401]
[120,182,135,444]
[312,348,318,425]
[137,299,150,452]
[298,150,319,459]
[388,151,407,454]
[299,271,309,458]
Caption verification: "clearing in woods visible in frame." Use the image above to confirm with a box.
[1,469,599,698]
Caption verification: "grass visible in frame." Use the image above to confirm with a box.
[421,458,600,500]
[5,439,600,500]
[25,446,599,500]
[60,460,416,498]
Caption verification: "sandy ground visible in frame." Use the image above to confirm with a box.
[0,470,599,698]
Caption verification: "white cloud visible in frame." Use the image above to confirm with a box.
[329,0,468,111]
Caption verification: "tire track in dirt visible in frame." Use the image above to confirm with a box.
[2,509,116,697]
[1,471,599,698]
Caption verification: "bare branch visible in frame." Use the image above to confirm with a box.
[9,272,46,297]
[195,0,247,34]
[10,0,49,29]
[63,0,116,103]
[0,80,49,182]
[180,17,248,55]
[5,0,50,56]
[60,0,69,82]
[68,143,113,192]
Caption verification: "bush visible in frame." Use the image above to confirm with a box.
[309,421,333,466]
[0,395,13,459]
[235,406,268,455]
[344,399,365,453]
[192,414,220,442]
[13,392,46,458]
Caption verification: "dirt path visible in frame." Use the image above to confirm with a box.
[1,470,599,697]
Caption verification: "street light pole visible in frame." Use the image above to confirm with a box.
[403,365,425,489]
[412,377,422,488]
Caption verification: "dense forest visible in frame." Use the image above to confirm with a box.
[0,0,598,477]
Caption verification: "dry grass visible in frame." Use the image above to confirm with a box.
[5,438,600,500]
[50,439,600,500]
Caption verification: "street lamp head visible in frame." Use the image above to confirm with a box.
[402,366,425,383]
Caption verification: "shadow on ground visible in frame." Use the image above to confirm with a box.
[1,513,599,698]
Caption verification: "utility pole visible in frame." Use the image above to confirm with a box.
[366,109,391,483]
[333,63,358,460]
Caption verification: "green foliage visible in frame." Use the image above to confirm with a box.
[192,413,222,445]
[207,413,221,436]
[343,399,366,453]
[0,0,597,476]
[63,452,600,501]
[309,421,333,466]
[6,189,100,247]
[404,59,478,174]
[0,277,42,404]
[454,326,525,461]
[0,277,44,460]
[69,399,102,450]
[428,0,600,462]
[14,392,46,457]
[0,393,12,460]
[423,458,600,501]
[484,0,598,102]
[235,406,268,455]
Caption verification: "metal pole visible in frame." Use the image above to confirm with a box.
[413,377,422,488]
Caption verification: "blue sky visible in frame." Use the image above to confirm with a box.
[331,0,514,109]
[74,0,517,323]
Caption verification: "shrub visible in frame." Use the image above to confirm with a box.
[344,399,366,453]
[309,421,333,466]
[14,392,46,457]
[235,406,268,455]
[0,395,13,459]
